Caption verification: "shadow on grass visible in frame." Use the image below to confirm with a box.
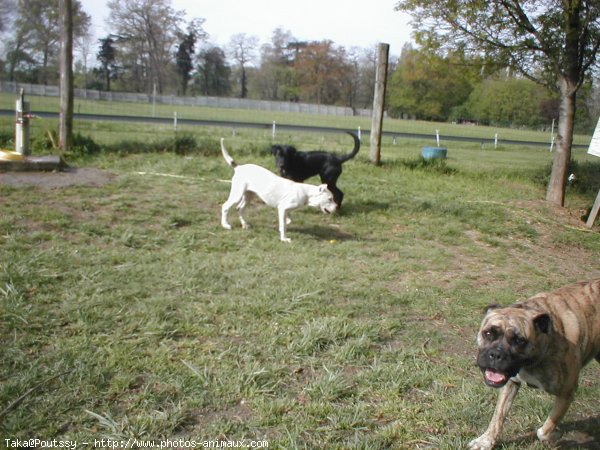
[500,415,600,449]
[558,415,600,449]
[294,224,356,241]
[340,200,392,216]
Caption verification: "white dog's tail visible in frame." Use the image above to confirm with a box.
[220,138,237,168]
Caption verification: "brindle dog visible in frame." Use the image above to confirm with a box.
[469,279,600,449]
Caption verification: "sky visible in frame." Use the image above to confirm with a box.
[78,0,414,54]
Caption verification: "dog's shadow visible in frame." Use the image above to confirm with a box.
[339,199,392,215]
[558,416,600,449]
[502,415,600,449]
[294,224,355,241]
[291,199,391,241]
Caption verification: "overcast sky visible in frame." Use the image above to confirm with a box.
[79,0,413,53]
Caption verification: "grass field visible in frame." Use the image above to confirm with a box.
[1,120,600,448]
[0,91,593,146]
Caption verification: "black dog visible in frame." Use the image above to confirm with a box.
[271,132,360,207]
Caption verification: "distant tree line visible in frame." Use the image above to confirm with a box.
[0,0,598,133]
[387,44,600,133]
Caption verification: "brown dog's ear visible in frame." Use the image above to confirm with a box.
[533,313,552,334]
[484,303,500,314]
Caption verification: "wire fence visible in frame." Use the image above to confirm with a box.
[0,81,372,117]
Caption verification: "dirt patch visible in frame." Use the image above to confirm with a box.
[0,168,115,188]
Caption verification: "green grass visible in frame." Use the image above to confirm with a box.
[1,125,600,448]
[0,91,592,146]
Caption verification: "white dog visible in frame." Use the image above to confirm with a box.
[220,138,338,242]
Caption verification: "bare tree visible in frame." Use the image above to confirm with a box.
[228,33,259,98]
[0,0,17,35]
[106,0,186,94]
[75,26,94,87]
[253,28,297,101]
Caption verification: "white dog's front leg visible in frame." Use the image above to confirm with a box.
[278,207,291,243]
[222,180,244,230]
[221,204,232,229]
[238,193,250,230]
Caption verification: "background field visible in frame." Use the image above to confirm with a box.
[1,113,600,448]
[0,91,593,147]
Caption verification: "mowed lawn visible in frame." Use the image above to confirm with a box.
[1,125,600,448]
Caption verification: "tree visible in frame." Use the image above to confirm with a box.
[97,37,117,91]
[195,45,231,96]
[9,0,90,84]
[228,33,259,98]
[5,28,31,81]
[0,0,17,35]
[395,0,600,207]
[464,77,556,127]
[175,32,196,95]
[346,46,378,111]
[175,18,206,95]
[107,0,186,94]
[387,44,475,121]
[293,40,352,105]
[252,28,304,101]
[75,27,94,88]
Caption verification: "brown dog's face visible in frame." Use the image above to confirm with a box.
[476,305,551,388]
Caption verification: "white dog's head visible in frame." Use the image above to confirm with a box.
[310,184,338,214]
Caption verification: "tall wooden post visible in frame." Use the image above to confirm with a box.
[370,43,389,165]
[59,0,73,153]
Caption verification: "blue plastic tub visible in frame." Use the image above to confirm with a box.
[421,146,447,160]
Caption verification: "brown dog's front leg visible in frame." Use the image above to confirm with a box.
[537,392,574,443]
[469,379,520,450]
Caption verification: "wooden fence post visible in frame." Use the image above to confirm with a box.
[59,0,73,153]
[370,43,390,165]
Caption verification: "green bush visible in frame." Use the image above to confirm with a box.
[70,133,102,157]
[534,159,600,196]
[104,134,205,155]
[0,131,13,148]
[401,156,458,175]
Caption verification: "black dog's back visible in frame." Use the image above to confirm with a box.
[271,132,360,206]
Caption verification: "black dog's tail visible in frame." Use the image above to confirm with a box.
[338,132,361,163]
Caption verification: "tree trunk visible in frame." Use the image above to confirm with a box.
[241,66,248,98]
[546,76,576,207]
[59,0,73,153]
[104,63,111,91]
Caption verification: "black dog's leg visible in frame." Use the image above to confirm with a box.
[327,184,344,207]
[321,166,343,207]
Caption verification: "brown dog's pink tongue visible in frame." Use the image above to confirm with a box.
[485,369,507,384]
